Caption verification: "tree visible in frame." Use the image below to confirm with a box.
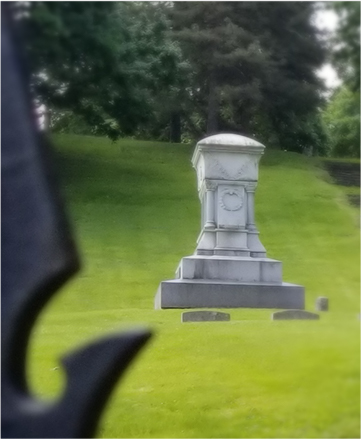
[323,86,360,157]
[331,1,360,92]
[171,2,265,135]
[20,2,183,140]
[170,2,327,153]
[321,2,360,158]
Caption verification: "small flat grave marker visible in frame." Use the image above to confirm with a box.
[182,311,230,322]
[272,310,319,320]
[315,297,329,311]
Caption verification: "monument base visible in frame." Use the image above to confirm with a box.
[155,279,304,309]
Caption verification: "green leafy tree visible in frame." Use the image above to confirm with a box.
[323,86,360,157]
[170,2,327,153]
[321,2,360,158]
[331,1,360,92]
[21,2,183,139]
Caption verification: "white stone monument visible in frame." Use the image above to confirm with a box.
[155,133,304,309]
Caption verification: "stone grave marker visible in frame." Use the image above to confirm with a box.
[272,310,319,320]
[155,133,305,309]
[182,310,230,322]
[315,297,329,311]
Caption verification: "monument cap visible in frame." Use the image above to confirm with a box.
[197,133,265,148]
[192,133,265,167]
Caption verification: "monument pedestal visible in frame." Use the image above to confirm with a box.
[155,255,304,309]
[155,279,304,309]
[155,134,305,310]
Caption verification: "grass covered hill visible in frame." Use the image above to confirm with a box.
[29,134,359,438]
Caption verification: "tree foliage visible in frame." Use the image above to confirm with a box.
[169,2,327,153]
[321,1,360,158]
[323,86,360,157]
[18,2,330,152]
[22,2,183,139]
[331,1,360,92]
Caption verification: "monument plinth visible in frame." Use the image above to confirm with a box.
[155,133,304,309]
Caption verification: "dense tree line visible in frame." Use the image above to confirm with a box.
[14,1,359,156]
[322,1,360,158]
[19,2,185,140]
[169,2,327,154]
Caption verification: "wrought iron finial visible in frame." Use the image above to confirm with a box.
[1,5,151,437]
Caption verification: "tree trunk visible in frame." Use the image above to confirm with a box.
[206,72,218,135]
[170,111,181,143]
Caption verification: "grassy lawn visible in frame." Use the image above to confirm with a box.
[28,134,360,438]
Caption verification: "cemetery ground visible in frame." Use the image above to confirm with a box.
[29,134,359,438]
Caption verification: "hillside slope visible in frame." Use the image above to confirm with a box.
[29,134,359,439]
[51,134,359,312]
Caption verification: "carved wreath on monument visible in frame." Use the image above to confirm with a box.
[219,188,243,211]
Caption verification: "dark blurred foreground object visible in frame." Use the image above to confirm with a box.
[1,5,151,438]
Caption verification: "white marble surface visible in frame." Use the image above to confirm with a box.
[177,255,282,283]
[155,133,305,310]
[192,133,266,257]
